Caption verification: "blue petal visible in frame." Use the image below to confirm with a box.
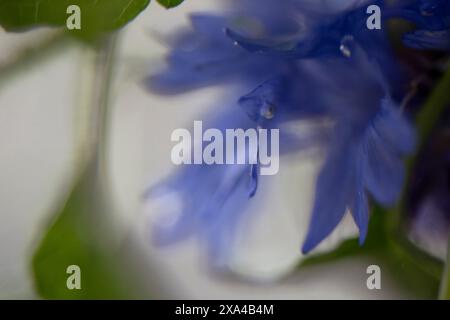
[227,28,309,57]
[146,14,278,95]
[419,0,449,14]
[403,29,450,51]
[363,124,405,206]
[352,189,369,245]
[147,106,260,263]
[190,14,227,37]
[374,98,416,155]
[226,27,341,59]
[249,163,259,198]
[302,137,357,254]
[350,144,370,245]
[362,98,415,206]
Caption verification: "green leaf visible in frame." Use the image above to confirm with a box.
[32,168,134,299]
[157,0,184,9]
[0,0,151,38]
[440,242,450,299]
[298,207,442,298]
[299,206,389,268]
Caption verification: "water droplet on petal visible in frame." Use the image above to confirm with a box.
[340,44,351,57]
[340,35,355,58]
[260,103,275,120]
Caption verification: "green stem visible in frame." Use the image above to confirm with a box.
[393,64,450,298]
[72,33,119,176]
[86,35,119,179]
[389,63,450,230]
[440,239,450,299]
[76,34,121,244]
[415,65,450,147]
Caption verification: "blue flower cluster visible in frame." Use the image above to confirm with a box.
[388,0,450,51]
[146,0,449,264]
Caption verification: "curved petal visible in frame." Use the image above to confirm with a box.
[363,125,405,206]
[302,138,357,253]
[351,187,370,245]
[403,29,450,51]
[374,98,417,155]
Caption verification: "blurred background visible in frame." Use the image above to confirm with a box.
[0,0,416,299]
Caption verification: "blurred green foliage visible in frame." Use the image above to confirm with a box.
[0,0,151,39]
[299,208,442,298]
[32,167,135,299]
[441,248,450,299]
[414,65,450,300]
[157,0,184,8]
[0,0,178,301]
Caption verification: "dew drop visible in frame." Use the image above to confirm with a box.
[260,103,275,120]
[340,35,354,58]
[340,44,351,57]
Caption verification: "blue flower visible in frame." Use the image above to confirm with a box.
[146,0,421,262]
[147,0,300,95]
[302,94,416,253]
[147,105,261,265]
[145,1,311,264]
[226,0,389,60]
[387,0,450,51]
[226,0,417,252]
[146,14,277,94]
[288,46,417,253]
